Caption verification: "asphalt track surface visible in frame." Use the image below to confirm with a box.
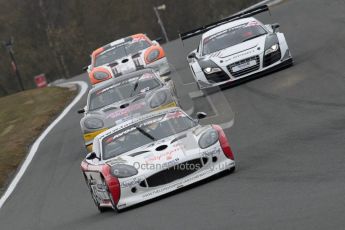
[1,0,345,229]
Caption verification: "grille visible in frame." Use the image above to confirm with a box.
[227,55,260,78]
[111,67,120,77]
[263,49,281,67]
[145,158,203,187]
[205,71,230,83]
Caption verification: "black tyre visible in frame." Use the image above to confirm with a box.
[228,166,236,174]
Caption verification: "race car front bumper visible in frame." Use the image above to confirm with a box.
[114,145,235,210]
[197,50,293,90]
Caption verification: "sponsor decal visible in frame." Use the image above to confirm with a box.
[110,39,125,47]
[101,42,128,55]
[144,145,183,163]
[96,80,130,95]
[140,116,163,127]
[201,148,221,157]
[115,113,140,125]
[117,203,127,208]
[163,111,185,120]
[108,157,128,165]
[132,36,146,43]
[204,23,248,44]
[247,20,260,26]
[108,126,136,142]
[224,49,256,62]
[106,102,146,119]
[141,72,156,80]
[120,177,144,188]
[85,164,103,172]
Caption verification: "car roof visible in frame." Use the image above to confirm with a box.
[202,17,259,39]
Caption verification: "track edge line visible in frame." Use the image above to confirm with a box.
[0,81,88,209]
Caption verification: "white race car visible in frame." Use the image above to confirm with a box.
[181,5,293,89]
[85,34,170,85]
[81,107,235,212]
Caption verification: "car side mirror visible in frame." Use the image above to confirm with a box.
[188,52,196,59]
[163,76,171,82]
[154,37,163,43]
[271,23,280,32]
[78,108,85,114]
[82,66,88,72]
[86,152,100,160]
[196,112,207,120]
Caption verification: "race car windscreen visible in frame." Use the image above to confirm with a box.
[126,40,151,55]
[202,24,267,55]
[102,112,197,160]
[94,40,151,67]
[88,73,161,111]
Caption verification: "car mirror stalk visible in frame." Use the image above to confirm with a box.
[271,23,280,32]
[78,108,85,114]
[196,112,207,120]
[86,152,100,160]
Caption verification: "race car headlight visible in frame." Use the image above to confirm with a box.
[150,91,167,108]
[93,71,110,80]
[203,67,222,75]
[110,164,138,178]
[146,49,160,63]
[264,44,279,55]
[84,118,104,129]
[198,129,219,149]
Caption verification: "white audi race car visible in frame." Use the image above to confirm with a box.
[181,5,293,89]
[85,33,170,85]
[81,107,235,212]
[78,69,178,152]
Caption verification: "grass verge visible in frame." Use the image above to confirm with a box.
[0,86,76,193]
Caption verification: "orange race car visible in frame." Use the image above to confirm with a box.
[84,34,170,85]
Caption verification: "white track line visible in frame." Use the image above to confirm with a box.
[0,81,88,209]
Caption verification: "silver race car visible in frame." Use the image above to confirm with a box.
[81,107,235,212]
[78,69,178,152]
[180,5,293,89]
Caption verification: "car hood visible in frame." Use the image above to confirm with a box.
[85,93,152,127]
[105,126,209,175]
[101,49,148,76]
[206,35,266,65]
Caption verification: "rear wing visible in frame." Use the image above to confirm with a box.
[179,4,270,41]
